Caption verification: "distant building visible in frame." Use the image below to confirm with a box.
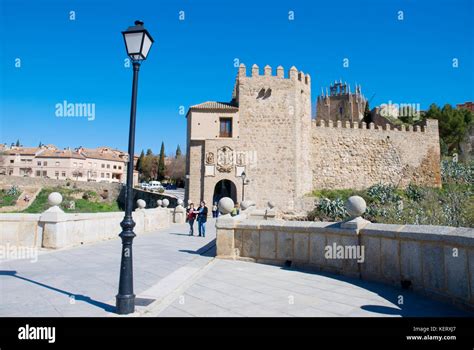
[0,144,137,184]
[457,102,474,113]
[316,81,367,123]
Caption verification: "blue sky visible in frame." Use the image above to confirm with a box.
[0,0,473,155]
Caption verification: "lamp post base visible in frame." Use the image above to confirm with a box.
[116,293,136,315]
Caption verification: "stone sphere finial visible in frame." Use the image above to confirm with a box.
[240,200,255,210]
[136,199,146,209]
[345,196,366,218]
[177,199,184,206]
[218,197,234,215]
[48,192,63,207]
[157,199,163,207]
[162,199,170,208]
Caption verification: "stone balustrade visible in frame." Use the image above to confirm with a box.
[215,196,474,311]
[0,193,175,249]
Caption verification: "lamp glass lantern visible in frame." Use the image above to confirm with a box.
[122,20,154,61]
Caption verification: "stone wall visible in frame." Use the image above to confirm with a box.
[185,64,442,213]
[460,123,474,162]
[311,119,441,189]
[0,207,172,249]
[0,175,122,202]
[216,215,474,311]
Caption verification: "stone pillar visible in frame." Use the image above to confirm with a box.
[136,199,146,210]
[173,199,186,224]
[40,192,68,249]
[265,201,278,219]
[216,197,237,258]
[341,196,370,231]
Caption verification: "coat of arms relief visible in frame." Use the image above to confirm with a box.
[216,146,234,173]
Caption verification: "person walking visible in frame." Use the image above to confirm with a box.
[212,202,218,218]
[187,203,196,236]
[197,201,208,237]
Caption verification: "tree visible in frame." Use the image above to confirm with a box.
[15,139,20,147]
[362,101,371,125]
[398,105,420,125]
[136,150,145,179]
[139,149,159,181]
[165,154,186,187]
[425,103,473,156]
[158,142,166,180]
[150,154,159,180]
[175,144,182,158]
[38,141,43,147]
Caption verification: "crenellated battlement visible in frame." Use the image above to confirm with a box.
[238,63,311,85]
[312,118,439,134]
[186,63,442,214]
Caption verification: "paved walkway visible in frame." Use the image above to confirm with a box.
[0,220,216,316]
[0,219,471,317]
[151,259,471,317]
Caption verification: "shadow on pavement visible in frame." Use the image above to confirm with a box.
[360,305,404,315]
[0,270,115,313]
[168,232,192,236]
[179,239,216,257]
[279,265,471,317]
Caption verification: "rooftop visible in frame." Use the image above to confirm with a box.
[2,145,128,162]
[188,101,238,112]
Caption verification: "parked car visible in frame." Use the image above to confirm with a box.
[140,182,150,190]
[148,181,164,191]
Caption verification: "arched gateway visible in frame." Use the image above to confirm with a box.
[213,179,237,204]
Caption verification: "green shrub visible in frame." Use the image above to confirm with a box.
[367,183,401,204]
[0,188,20,207]
[308,173,473,227]
[441,159,473,184]
[405,184,424,202]
[6,185,20,196]
[21,187,121,214]
[313,197,348,221]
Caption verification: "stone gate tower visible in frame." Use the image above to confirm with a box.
[185,64,441,213]
[185,63,312,210]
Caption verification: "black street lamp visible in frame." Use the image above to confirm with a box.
[241,171,247,202]
[116,20,154,315]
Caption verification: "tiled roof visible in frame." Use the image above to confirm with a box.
[3,147,40,156]
[189,101,238,111]
[80,148,128,162]
[36,149,86,159]
[2,145,128,162]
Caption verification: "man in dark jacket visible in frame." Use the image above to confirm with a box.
[197,201,208,237]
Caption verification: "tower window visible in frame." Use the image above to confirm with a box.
[219,118,233,138]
